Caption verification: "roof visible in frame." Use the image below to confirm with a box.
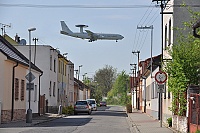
[0,35,42,73]
[74,78,90,90]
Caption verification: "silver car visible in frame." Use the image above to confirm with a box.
[87,99,97,111]
[74,100,92,115]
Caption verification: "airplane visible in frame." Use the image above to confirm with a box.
[60,21,124,42]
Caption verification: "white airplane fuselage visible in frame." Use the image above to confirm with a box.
[60,21,124,42]
[61,31,123,40]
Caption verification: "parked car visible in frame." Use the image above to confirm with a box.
[87,99,97,111]
[74,100,92,115]
[100,101,107,107]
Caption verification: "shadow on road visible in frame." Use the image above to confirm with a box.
[36,117,92,127]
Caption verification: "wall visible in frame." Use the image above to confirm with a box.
[0,55,27,122]
[15,45,58,113]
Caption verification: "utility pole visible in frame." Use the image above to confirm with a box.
[152,0,169,127]
[137,25,153,77]
[132,51,140,110]
[33,38,38,65]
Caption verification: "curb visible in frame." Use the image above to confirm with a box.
[32,116,61,126]
[126,113,140,133]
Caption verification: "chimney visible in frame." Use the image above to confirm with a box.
[15,33,20,43]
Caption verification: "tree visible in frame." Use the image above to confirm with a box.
[107,71,130,105]
[94,65,117,97]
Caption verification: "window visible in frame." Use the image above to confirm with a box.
[59,60,61,73]
[49,81,52,96]
[151,82,158,99]
[69,92,73,102]
[15,78,19,100]
[168,19,171,46]
[50,55,52,70]
[54,59,56,72]
[151,83,154,99]
[154,82,158,98]
[34,85,37,102]
[65,64,66,76]
[57,88,60,102]
[146,85,150,101]
[164,24,167,50]
[53,82,55,97]
[21,80,25,101]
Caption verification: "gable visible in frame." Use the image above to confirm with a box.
[0,35,42,73]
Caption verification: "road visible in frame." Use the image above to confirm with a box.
[0,106,131,133]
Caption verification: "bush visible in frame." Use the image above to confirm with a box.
[196,130,200,133]
[62,105,74,115]
[126,104,132,113]
[167,117,172,127]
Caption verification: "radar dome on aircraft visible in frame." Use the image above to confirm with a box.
[75,25,88,33]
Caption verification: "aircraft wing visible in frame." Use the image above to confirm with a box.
[85,30,98,41]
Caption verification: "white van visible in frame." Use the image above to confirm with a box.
[86,99,97,111]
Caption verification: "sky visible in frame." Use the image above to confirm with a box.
[0,0,161,80]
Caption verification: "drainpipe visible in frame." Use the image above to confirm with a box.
[38,72,43,116]
[11,62,18,121]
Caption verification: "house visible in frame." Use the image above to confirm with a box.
[162,0,200,132]
[15,45,59,113]
[74,78,90,101]
[138,54,171,121]
[0,35,42,123]
[57,54,75,107]
[66,60,75,106]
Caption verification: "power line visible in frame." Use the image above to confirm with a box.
[0,3,159,9]
[137,2,154,25]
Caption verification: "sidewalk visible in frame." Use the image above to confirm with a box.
[127,109,177,133]
[0,113,63,128]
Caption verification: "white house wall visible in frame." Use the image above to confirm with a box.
[67,64,74,106]
[15,45,58,109]
[146,67,160,119]
[25,69,40,114]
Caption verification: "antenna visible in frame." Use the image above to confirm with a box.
[0,23,11,36]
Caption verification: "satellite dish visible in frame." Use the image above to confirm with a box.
[19,39,26,45]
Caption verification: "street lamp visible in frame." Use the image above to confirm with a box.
[78,65,83,80]
[26,27,36,123]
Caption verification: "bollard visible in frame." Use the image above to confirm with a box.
[58,105,62,115]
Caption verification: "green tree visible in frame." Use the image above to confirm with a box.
[107,71,130,105]
[94,65,117,97]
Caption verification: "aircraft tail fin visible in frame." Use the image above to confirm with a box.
[60,21,73,34]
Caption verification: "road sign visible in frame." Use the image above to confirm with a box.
[26,83,34,90]
[155,71,167,84]
[156,84,165,93]
[25,72,36,82]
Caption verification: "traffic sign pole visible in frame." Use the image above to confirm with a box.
[155,71,167,127]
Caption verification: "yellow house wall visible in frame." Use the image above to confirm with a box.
[3,61,26,110]
[1,55,27,110]
[0,53,6,105]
